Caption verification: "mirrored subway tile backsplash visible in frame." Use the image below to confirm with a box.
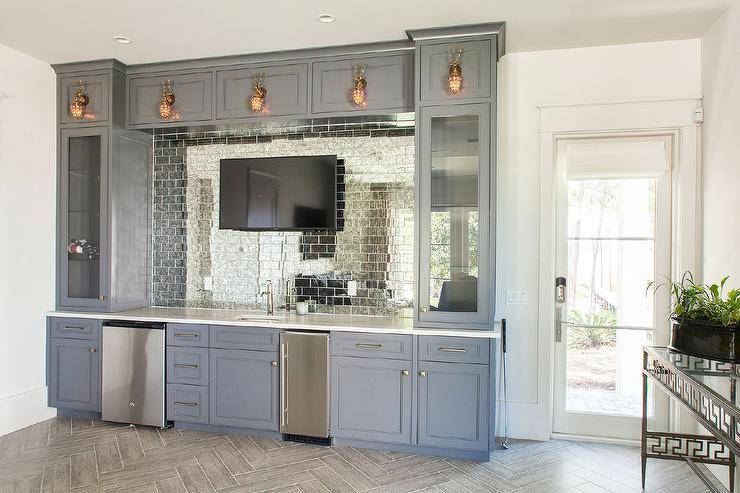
[152,116,415,317]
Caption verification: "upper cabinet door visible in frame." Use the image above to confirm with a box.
[60,74,109,125]
[215,63,308,120]
[417,103,491,327]
[418,39,492,103]
[58,126,109,310]
[311,54,414,114]
[128,72,213,126]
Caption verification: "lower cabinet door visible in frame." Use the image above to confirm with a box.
[49,338,101,412]
[209,349,279,430]
[331,356,412,444]
[417,362,489,451]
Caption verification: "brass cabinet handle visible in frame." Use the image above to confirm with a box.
[356,343,383,349]
[439,347,467,353]
[271,361,278,367]
[175,333,198,338]
[175,401,198,407]
[175,364,198,369]
[419,371,426,377]
[89,347,97,353]
[402,369,409,376]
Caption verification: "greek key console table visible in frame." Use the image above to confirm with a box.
[643,346,738,492]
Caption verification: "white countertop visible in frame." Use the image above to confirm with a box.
[44,307,500,339]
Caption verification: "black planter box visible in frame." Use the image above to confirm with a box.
[670,317,740,363]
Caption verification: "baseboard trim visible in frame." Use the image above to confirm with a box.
[551,432,640,447]
[0,386,56,436]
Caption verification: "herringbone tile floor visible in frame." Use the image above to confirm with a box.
[0,417,711,493]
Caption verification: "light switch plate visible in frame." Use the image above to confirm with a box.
[203,276,213,291]
[347,280,357,296]
[506,290,528,305]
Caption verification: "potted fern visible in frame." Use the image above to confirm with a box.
[652,272,740,362]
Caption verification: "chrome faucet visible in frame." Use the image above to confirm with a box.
[261,280,274,315]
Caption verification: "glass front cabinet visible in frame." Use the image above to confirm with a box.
[59,127,109,309]
[417,104,492,327]
[410,26,501,329]
[55,63,151,312]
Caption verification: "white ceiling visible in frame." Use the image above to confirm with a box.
[0,0,731,65]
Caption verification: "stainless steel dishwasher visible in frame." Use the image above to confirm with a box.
[280,331,330,438]
[102,321,166,427]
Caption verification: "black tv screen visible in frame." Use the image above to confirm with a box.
[219,155,337,231]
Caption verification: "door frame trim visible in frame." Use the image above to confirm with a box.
[538,98,702,440]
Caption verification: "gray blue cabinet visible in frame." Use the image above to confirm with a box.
[216,63,309,120]
[331,356,412,444]
[59,73,110,125]
[55,62,151,313]
[311,54,413,114]
[209,348,279,430]
[48,336,101,412]
[416,103,492,327]
[417,361,489,451]
[417,39,493,103]
[128,71,213,127]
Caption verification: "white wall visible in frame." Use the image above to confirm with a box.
[497,39,701,440]
[0,43,56,435]
[702,4,740,288]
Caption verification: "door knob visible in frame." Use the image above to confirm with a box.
[419,371,426,377]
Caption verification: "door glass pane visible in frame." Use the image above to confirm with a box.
[428,115,479,313]
[566,178,656,415]
[67,135,101,299]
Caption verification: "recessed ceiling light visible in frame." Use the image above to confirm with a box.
[113,36,132,45]
[317,14,335,23]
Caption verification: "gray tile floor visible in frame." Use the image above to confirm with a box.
[0,417,712,492]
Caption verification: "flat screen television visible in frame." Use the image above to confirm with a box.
[219,155,337,231]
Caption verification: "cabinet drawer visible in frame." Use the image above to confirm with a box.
[166,324,209,347]
[216,63,308,120]
[419,39,492,102]
[128,71,213,126]
[210,326,279,351]
[330,332,412,360]
[49,317,100,341]
[167,384,209,424]
[166,347,209,386]
[418,336,490,364]
[311,54,413,114]
[60,73,109,125]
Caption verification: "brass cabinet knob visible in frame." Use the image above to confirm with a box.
[89,347,97,353]
[98,295,105,301]
[402,369,409,376]
[420,307,429,313]
[271,361,278,367]
[419,371,426,377]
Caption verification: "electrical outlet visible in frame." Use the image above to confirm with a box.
[506,290,528,305]
[203,276,213,291]
[347,280,357,296]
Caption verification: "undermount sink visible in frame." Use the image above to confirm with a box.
[233,314,284,323]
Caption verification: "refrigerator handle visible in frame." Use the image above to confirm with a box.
[280,341,288,427]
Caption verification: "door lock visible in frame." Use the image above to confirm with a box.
[555,277,566,304]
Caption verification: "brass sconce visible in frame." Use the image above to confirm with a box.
[448,49,463,95]
[352,65,367,107]
[158,80,175,119]
[69,80,89,120]
[250,73,267,113]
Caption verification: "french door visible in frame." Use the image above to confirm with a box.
[553,136,672,440]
